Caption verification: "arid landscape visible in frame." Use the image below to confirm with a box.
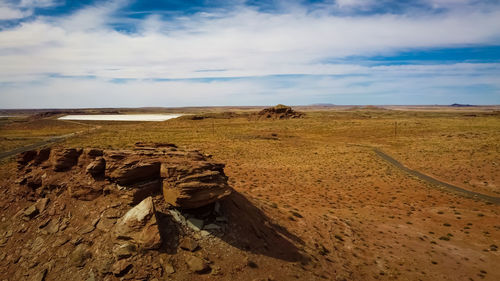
[0,105,499,281]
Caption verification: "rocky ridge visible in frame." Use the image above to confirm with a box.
[0,143,250,280]
[253,105,304,120]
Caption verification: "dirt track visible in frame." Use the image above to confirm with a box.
[0,122,99,161]
[371,147,500,205]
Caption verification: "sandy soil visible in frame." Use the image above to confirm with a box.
[0,107,499,280]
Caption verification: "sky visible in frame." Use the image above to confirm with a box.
[0,0,499,108]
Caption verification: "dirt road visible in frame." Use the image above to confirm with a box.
[0,121,100,161]
[371,146,500,205]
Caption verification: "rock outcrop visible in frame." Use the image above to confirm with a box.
[162,160,232,209]
[15,143,232,208]
[50,148,82,171]
[253,104,304,120]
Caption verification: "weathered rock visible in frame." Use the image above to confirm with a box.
[114,197,161,249]
[44,219,60,234]
[96,217,116,232]
[163,262,175,274]
[253,104,304,120]
[30,268,47,281]
[68,184,103,201]
[185,255,209,273]
[179,237,199,252]
[34,148,51,165]
[51,148,82,171]
[24,204,39,219]
[25,172,43,189]
[106,158,161,185]
[17,150,37,168]
[186,218,204,232]
[112,260,132,276]
[36,198,50,213]
[86,157,105,177]
[69,244,92,267]
[87,148,103,158]
[113,243,137,260]
[162,162,232,209]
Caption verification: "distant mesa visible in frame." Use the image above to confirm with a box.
[450,103,476,107]
[253,104,304,120]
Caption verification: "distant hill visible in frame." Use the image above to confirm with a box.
[309,103,336,107]
[450,103,476,107]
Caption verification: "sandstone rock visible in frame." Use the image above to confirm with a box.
[70,244,92,267]
[17,150,37,168]
[96,217,116,232]
[51,148,82,171]
[114,197,161,249]
[106,158,161,185]
[69,184,103,201]
[86,157,105,177]
[112,260,132,277]
[25,172,43,189]
[36,198,50,213]
[113,243,137,260]
[162,162,232,209]
[34,148,51,165]
[253,104,304,120]
[24,204,39,219]
[44,219,59,234]
[87,149,103,158]
[30,268,47,281]
[179,237,199,252]
[185,255,209,273]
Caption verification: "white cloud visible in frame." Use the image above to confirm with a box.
[0,1,499,107]
[19,0,58,8]
[0,4,30,20]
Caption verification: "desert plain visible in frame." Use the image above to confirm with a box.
[0,105,499,281]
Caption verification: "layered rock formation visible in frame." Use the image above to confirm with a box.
[16,143,232,208]
[253,104,304,120]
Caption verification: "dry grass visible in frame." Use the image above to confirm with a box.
[1,108,499,280]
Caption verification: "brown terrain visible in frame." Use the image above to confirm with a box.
[0,105,499,281]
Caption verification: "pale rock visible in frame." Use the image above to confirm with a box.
[114,197,161,249]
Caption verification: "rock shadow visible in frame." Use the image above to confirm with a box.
[155,211,181,255]
[218,190,307,263]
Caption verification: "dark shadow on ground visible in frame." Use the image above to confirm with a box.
[218,190,308,263]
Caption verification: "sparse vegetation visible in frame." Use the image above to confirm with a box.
[1,107,499,280]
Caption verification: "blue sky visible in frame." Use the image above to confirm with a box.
[0,0,499,108]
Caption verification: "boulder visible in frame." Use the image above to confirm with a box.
[185,255,209,273]
[86,157,105,177]
[162,162,232,209]
[34,148,51,165]
[106,159,161,185]
[114,197,161,249]
[51,148,82,171]
[17,150,37,168]
[179,237,199,252]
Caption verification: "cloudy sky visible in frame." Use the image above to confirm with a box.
[0,0,499,108]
